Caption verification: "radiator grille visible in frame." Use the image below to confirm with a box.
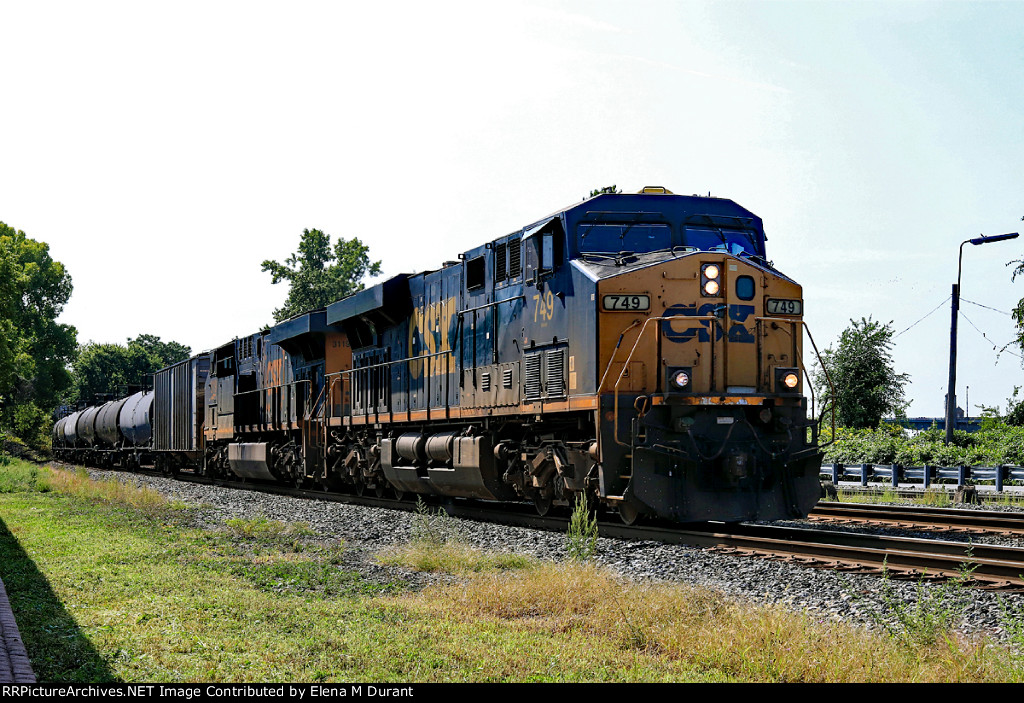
[524,353,543,401]
[546,348,566,398]
[508,239,521,278]
[495,244,507,283]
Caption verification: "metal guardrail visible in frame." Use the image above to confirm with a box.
[821,462,1024,491]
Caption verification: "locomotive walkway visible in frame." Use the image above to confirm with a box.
[0,576,35,683]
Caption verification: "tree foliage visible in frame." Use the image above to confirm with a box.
[814,317,910,429]
[588,185,621,198]
[261,228,382,323]
[0,222,77,446]
[69,335,191,404]
[1006,215,1024,357]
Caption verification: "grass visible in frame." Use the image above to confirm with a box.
[3,456,1024,682]
[398,561,1024,682]
[822,486,1011,508]
[0,460,49,493]
[225,515,316,539]
[378,498,536,574]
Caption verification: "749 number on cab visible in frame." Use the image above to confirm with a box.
[602,294,650,311]
[766,298,802,315]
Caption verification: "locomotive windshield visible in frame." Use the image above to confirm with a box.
[577,223,763,259]
[578,223,672,254]
[682,227,761,257]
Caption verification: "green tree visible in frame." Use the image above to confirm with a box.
[814,317,910,429]
[1007,219,1024,357]
[588,185,621,198]
[128,334,191,370]
[0,222,77,446]
[68,335,191,404]
[261,229,382,323]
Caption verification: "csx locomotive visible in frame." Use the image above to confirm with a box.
[53,187,827,524]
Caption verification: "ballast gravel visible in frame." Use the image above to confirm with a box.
[84,468,1024,643]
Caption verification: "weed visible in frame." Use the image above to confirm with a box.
[877,487,901,504]
[998,599,1024,666]
[0,457,42,492]
[378,542,535,573]
[381,498,533,573]
[45,467,174,515]
[565,494,598,562]
[922,488,952,508]
[225,515,314,540]
[850,558,976,649]
[410,497,464,546]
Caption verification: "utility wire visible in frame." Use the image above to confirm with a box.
[893,295,951,339]
[961,298,1012,316]
[959,310,1022,359]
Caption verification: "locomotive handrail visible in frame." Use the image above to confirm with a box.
[234,379,312,395]
[458,295,525,316]
[608,314,722,446]
[596,319,643,394]
[752,316,817,422]
[306,380,330,422]
[233,379,313,429]
[325,349,457,424]
[606,313,836,449]
[752,316,836,448]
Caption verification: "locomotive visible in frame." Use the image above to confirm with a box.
[53,187,827,524]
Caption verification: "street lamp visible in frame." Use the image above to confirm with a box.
[945,231,1020,443]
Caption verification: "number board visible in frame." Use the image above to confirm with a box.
[766,298,803,315]
[602,294,650,311]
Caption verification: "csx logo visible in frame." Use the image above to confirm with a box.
[662,303,755,344]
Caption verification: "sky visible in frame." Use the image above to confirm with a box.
[1,0,1022,417]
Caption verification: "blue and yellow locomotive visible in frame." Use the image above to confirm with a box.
[56,187,826,524]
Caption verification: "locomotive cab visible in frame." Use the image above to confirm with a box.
[578,195,824,523]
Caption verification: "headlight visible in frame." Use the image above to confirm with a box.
[774,368,800,394]
[701,263,721,298]
[668,367,692,392]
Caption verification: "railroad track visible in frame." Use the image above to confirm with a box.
[443,503,1024,591]
[74,464,1024,591]
[809,502,1024,536]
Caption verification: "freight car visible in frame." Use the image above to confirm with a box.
[55,187,830,524]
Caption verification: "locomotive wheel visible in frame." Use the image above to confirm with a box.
[533,495,553,517]
[353,480,366,497]
[374,482,386,499]
[618,502,642,526]
[391,488,407,502]
[318,474,341,493]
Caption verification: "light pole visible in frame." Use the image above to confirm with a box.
[945,232,1020,443]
